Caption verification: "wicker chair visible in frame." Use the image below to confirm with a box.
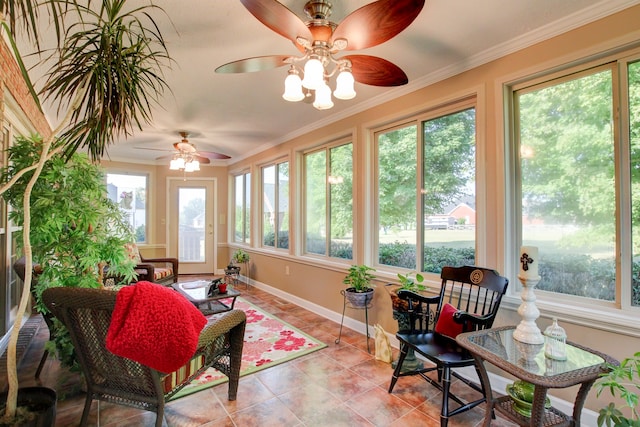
[42,287,246,427]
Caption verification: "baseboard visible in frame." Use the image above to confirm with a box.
[249,277,599,427]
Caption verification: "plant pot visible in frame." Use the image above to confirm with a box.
[384,284,409,312]
[344,287,374,308]
[0,387,57,427]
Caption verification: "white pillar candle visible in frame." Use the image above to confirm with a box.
[519,246,539,279]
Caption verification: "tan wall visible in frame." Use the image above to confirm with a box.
[101,5,640,414]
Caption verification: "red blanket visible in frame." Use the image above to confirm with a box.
[106,281,207,373]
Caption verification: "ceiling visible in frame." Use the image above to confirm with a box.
[29,0,640,165]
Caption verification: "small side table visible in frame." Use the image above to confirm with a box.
[335,289,372,353]
[172,281,241,316]
[224,265,240,285]
[457,326,618,427]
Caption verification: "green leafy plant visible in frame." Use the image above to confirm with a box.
[397,271,426,292]
[342,265,376,292]
[232,248,250,264]
[0,0,170,422]
[2,136,138,371]
[595,352,640,427]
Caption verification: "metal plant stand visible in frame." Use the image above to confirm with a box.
[335,289,372,353]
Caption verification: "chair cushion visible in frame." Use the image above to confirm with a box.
[434,303,464,338]
[162,355,205,393]
[134,267,173,282]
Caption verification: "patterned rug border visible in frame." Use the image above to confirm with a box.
[171,297,327,399]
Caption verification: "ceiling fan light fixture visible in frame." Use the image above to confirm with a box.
[283,68,305,102]
[313,81,334,110]
[334,69,356,100]
[184,159,200,172]
[301,57,324,90]
[170,156,185,170]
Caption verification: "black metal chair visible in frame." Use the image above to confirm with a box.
[388,265,509,427]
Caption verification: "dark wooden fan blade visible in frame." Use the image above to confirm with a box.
[345,55,408,87]
[199,151,231,160]
[195,155,212,164]
[215,55,290,73]
[240,0,312,43]
[333,0,425,51]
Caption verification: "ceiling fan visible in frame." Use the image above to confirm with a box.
[216,0,425,109]
[135,131,231,169]
[170,132,231,161]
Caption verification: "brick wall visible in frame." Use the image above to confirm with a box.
[0,36,51,137]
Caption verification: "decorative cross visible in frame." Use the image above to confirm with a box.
[520,253,534,271]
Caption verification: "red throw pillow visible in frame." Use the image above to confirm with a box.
[434,303,464,338]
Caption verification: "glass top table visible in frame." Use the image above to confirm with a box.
[172,280,240,315]
[457,326,617,427]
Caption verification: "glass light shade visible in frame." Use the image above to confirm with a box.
[313,82,334,110]
[334,70,356,100]
[301,58,324,90]
[184,159,199,172]
[170,157,185,170]
[282,72,304,102]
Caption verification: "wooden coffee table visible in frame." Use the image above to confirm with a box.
[172,280,241,315]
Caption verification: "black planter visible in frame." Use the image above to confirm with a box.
[344,287,374,308]
[0,387,56,427]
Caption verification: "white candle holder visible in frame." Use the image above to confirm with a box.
[513,275,545,344]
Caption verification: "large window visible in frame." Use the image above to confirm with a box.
[513,58,640,308]
[234,172,251,244]
[106,173,147,242]
[262,161,289,249]
[376,105,476,273]
[304,142,353,259]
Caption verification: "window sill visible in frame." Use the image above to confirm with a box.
[501,294,640,338]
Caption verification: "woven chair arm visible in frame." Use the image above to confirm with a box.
[198,309,247,348]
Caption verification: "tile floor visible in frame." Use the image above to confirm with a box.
[8,277,517,426]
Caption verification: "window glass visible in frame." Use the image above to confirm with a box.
[106,173,147,242]
[516,68,615,301]
[330,144,353,258]
[262,161,289,249]
[262,165,276,247]
[423,108,476,273]
[234,172,250,244]
[304,142,353,259]
[377,125,418,268]
[305,150,326,255]
[629,60,640,306]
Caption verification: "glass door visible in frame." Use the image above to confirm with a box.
[168,178,216,274]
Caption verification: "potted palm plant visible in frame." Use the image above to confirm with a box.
[0,0,170,424]
[342,264,376,308]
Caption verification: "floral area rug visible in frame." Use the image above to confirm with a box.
[171,297,327,399]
